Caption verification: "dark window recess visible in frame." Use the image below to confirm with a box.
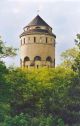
[46,37,48,43]
[34,56,41,61]
[24,56,30,61]
[46,56,52,62]
[24,38,25,44]
[34,37,36,43]
[35,27,40,29]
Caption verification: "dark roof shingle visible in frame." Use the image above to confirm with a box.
[25,15,51,28]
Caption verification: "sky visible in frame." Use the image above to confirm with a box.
[0,0,80,66]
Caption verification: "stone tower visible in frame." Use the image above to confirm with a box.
[20,15,56,68]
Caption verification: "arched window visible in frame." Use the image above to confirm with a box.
[46,56,52,62]
[24,56,30,67]
[34,56,41,61]
[46,56,52,67]
[34,56,41,68]
[24,56,30,61]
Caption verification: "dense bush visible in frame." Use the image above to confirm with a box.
[4,67,78,125]
[3,113,64,126]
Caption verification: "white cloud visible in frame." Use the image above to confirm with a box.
[8,0,75,3]
[12,8,20,14]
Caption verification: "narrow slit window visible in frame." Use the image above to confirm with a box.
[34,37,36,43]
[24,38,25,44]
[46,37,48,43]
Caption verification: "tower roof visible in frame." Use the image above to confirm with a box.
[20,15,56,38]
[25,15,51,28]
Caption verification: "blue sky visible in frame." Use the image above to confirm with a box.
[0,0,80,66]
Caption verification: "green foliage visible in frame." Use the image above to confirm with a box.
[75,34,80,49]
[0,62,10,123]
[5,67,76,125]
[0,33,80,125]
[60,47,79,68]
[0,104,10,122]
[72,53,80,74]
[0,65,79,125]
[0,61,9,102]
[3,114,64,126]
[3,113,28,126]
[60,33,80,69]
[0,36,17,59]
[73,34,80,74]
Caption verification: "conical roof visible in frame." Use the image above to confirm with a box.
[20,15,56,38]
[26,15,51,28]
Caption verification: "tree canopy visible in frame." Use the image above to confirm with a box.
[0,34,80,126]
[0,36,17,59]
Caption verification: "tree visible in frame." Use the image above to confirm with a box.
[60,34,80,70]
[75,33,80,49]
[0,35,17,105]
[64,34,80,125]
[0,61,10,123]
[60,47,79,68]
[3,114,64,126]
[0,36,17,59]
[0,36,17,124]
[72,34,80,73]
[3,113,29,126]
[6,67,75,125]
